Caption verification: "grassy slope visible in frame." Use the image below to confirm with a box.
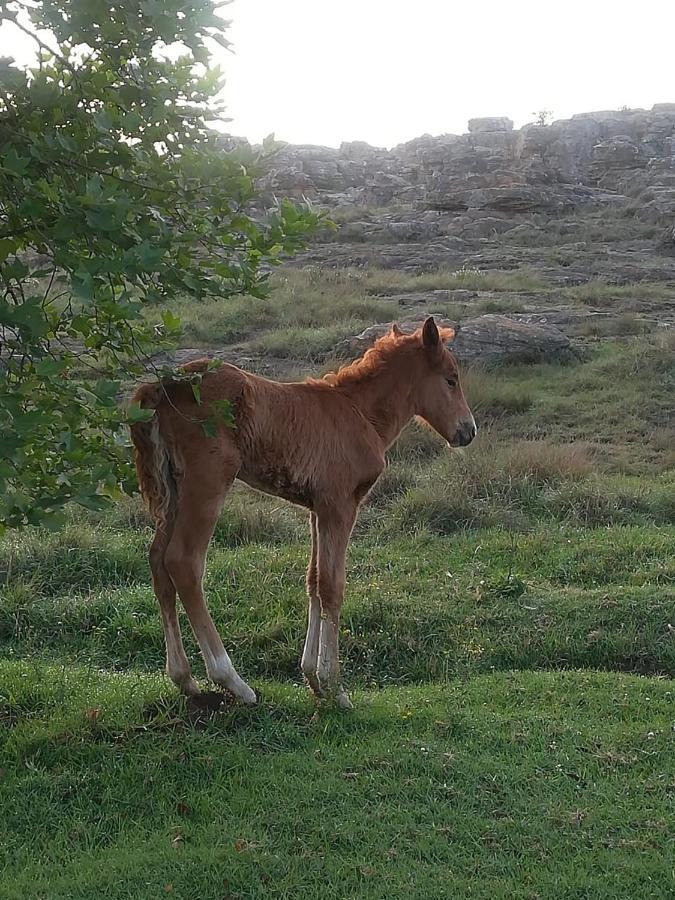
[1,267,674,898]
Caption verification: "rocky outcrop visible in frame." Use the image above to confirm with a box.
[335,315,576,367]
[251,105,675,222]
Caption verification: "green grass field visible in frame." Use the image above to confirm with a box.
[1,269,674,898]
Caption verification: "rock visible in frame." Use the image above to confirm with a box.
[459,215,524,239]
[336,314,576,366]
[339,140,386,159]
[504,223,544,242]
[468,117,514,133]
[251,105,675,226]
[301,158,342,189]
[592,137,642,167]
[382,220,444,242]
[658,225,675,254]
[364,172,411,205]
[451,315,578,365]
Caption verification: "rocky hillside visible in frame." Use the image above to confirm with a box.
[242,105,675,285]
[192,106,675,374]
[259,105,675,220]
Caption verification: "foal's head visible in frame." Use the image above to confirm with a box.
[407,317,477,447]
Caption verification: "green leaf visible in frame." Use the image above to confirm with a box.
[161,310,181,334]
[73,492,112,511]
[35,358,68,377]
[1,146,30,176]
[126,402,155,424]
[201,418,217,438]
[210,398,236,429]
[0,238,19,262]
[0,299,49,339]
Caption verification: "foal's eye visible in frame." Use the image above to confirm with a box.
[446,378,457,389]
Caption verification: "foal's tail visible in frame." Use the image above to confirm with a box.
[129,383,177,533]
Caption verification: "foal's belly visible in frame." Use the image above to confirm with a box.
[237,467,313,509]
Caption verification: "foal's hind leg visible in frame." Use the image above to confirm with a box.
[150,529,200,696]
[164,461,256,704]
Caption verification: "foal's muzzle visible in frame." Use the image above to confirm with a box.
[449,419,477,448]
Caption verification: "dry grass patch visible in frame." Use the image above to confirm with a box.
[564,280,672,307]
[462,367,534,416]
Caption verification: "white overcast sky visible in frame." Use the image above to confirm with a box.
[2,0,674,148]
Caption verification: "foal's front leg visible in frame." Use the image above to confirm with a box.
[301,513,322,694]
[315,505,356,708]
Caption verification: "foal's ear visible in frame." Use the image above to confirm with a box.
[422,316,440,349]
[391,322,404,338]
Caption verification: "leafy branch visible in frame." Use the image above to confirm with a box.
[0,0,322,530]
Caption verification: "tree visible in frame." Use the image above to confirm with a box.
[531,109,553,127]
[0,0,321,530]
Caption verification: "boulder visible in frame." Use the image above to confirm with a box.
[592,137,642,167]
[335,314,576,366]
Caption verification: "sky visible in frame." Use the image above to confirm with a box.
[2,0,675,148]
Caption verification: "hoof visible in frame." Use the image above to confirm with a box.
[182,677,202,698]
[235,682,257,705]
[172,673,201,697]
[313,678,353,709]
[211,674,257,705]
[302,668,323,697]
[221,676,257,705]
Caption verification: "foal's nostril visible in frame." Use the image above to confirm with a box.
[450,419,477,448]
[461,421,477,446]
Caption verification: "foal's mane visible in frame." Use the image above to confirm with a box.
[321,324,456,389]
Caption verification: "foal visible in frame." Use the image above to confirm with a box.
[130,316,476,708]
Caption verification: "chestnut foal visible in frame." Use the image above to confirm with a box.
[130,316,476,708]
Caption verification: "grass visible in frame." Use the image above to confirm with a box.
[146,266,548,361]
[242,320,365,361]
[147,269,397,350]
[563,279,673,307]
[361,266,548,295]
[3,519,673,680]
[461,367,534,415]
[1,667,673,899]
[577,315,650,337]
[3,263,675,896]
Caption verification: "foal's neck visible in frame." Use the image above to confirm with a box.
[343,365,416,449]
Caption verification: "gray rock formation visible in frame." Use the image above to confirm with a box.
[335,315,576,367]
[255,105,675,223]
